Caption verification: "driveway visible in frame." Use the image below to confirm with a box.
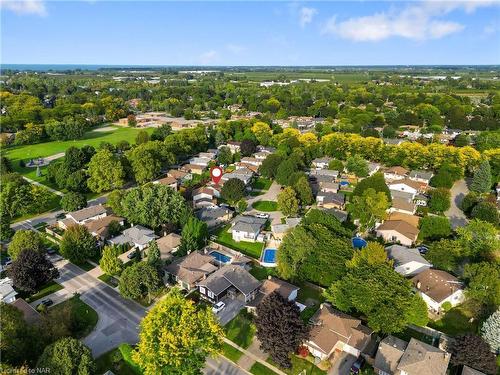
[445,179,469,229]
[246,182,282,225]
[34,260,147,357]
[328,352,357,375]
[217,297,245,326]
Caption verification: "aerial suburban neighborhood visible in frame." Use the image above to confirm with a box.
[1,2,500,375]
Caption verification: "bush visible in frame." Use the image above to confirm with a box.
[471,201,499,225]
[441,301,452,312]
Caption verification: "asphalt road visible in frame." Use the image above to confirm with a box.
[205,356,249,375]
[445,179,469,229]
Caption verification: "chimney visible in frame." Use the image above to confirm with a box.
[416,281,421,289]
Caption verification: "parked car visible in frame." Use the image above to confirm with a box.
[212,301,225,314]
[255,213,269,219]
[46,248,56,255]
[56,213,66,219]
[1,257,12,266]
[350,356,365,374]
[127,251,137,259]
[39,299,53,308]
[417,245,429,255]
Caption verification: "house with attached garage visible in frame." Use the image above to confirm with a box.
[411,269,465,313]
[246,276,301,314]
[376,220,419,246]
[180,163,205,175]
[108,225,158,251]
[374,336,450,375]
[409,170,433,185]
[231,215,267,242]
[153,175,178,190]
[61,204,108,228]
[384,166,409,181]
[83,215,124,241]
[240,157,262,167]
[386,245,432,277]
[167,169,192,183]
[388,179,423,197]
[305,303,373,361]
[196,206,233,229]
[152,233,181,261]
[316,192,346,210]
[164,251,218,291]
[311,157,333,170]
[389,196,416,215]
[197,265,261,304]
[222,167,255,186]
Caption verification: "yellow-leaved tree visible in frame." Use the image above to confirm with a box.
[133,288,223,375]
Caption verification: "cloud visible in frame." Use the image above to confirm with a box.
[299,6,317,27]
[321,0,495,42]
[226,44,246,54]
[0,0,47,16]
[199,50,218,64]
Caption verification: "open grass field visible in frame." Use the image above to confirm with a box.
[3,125,154,183]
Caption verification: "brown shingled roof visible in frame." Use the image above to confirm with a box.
[377,220,419,242]
[411,269,463,303]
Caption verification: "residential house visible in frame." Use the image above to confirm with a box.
[309,169,339,181]
[411,269,465,312]
[198,265,261,303]
[164,251,218,291]
[389,197,416,215]
[409,170,434,185]
[180,163,205,175]
[368,162,382,176]
[189,156,211,168]
[319,208,349,223]
[312,157,333,170]
[84,215,124,241]
[254,151,271,160]
[222,141,241,153]
[109,225,158,251]
[222,167,254,186]
[167,169,192,183]
[374,336,450,375]
[319,182,339,194]
[384,167,409,181]
[196,206,233,229]
[316,192,346,210]
[387,212,420,228]
[235,162,259,174]
[389,179,423,197]
[383,138,406,146]
[231,215,267,242]
[376,220,419,246]
[0,278,17,304]
[305,304,373,360]
[154,233,181,260]
[240,157,262,167]
[246,276,300,313]
[192,187,218,209]
[63,204,108,227]
[386,245,432,277]
[154,176,178,190]
[270,217,301,241]
[11,298,40,324]
[199,151,217,160]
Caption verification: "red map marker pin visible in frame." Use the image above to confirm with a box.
[210,166,223,184]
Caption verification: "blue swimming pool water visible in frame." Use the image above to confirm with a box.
[210,251,232,264]
[340,181,349,186]
[262,248,277,263]
[352,237,368,249]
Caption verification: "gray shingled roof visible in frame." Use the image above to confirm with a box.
[198,265,261,296]
[68,205,107,222]
[374,335,408,375]
[409,170,434,180]
[386,245,431,267]
[232,216,266,234]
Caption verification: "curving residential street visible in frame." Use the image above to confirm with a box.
[445,179,469,229]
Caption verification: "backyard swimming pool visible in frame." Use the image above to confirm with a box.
[209,251,232,264]
[260,248,277,267]
[352,237,368,249]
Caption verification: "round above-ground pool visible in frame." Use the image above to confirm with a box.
[260,248,277,267]
[339,181,349,186]
[352,237,367,249]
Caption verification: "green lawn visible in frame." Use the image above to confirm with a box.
[427,302,480,336]
[249,191,265,197]
[252,178,272,191]
[51,295,98,338]
[24,280,63,303]
[76,261,96,272]
[95,344,143,375]
[4,126,154,183]
[393,327,436,346]
[213,225,264,259]
[224,310,256,349]
[250,265,277,281]
[250,362,279,375]
[268,356,327,375]
[252,201,278,212]
[220,342,244,363]
[296,283,325,323]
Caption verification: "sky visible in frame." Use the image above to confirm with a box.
[1,0,500,66]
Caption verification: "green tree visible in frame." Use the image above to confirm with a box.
[277,187,299,217]
[457,219,500,261]
[275,158,299,186]
[352,172,391,201]
[133,288,223,375]
[60,191,87,212]
[346,155,369,177]
[426,239,463,273]
[471,201,499,225]
[60,225,98,264]
[119,262,161,303]
[328,159,344,172]
[481,309,500,354]
[9,249,59,293]
[259,154,283,179]
[179,217,208,256]
[147,240,161,267]
[348,188,389,231]
[461,192,480,215]
[127,142,167,184]
[293,176,313,206]
[87,149,125,193]
[428,188,451,213]
[36,337,95,375]
[463,262,500,310]
[221,178,246,204]
[135,130,150,144]
[216,146,232,165]
[470,159,492,193]
[418,216,451,241]
[237,199,248,213]
[8,230,45,260]
[99,245,123,275]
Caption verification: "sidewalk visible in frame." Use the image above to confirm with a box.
[22,176,65,196]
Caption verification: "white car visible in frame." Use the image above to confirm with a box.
[255,213,269,219]
[212,301,226,314]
